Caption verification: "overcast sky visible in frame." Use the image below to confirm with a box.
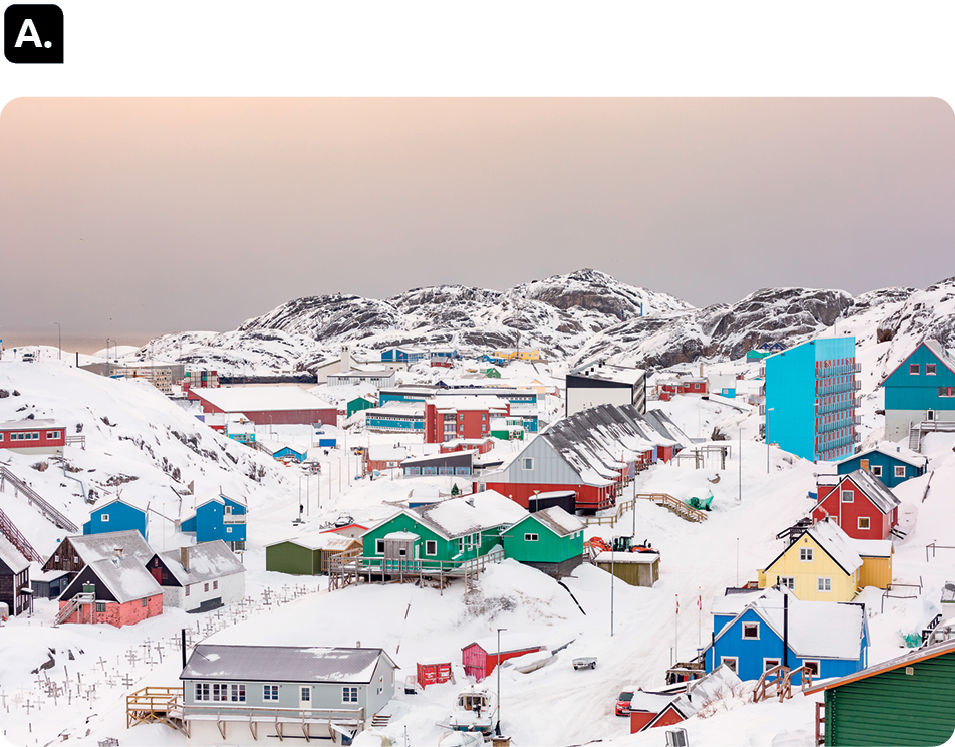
[1,98,952,334]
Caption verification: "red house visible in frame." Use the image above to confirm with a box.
[812,469,901,540]
[441,438,495,456]
[0,419,66,455]
[462,635,542,682]
[56,554,163,628]
[425,396,509,444]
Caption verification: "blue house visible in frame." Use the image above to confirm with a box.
[880,340,955,443]
[181,493,247,550]
[380,346,428,365]
[83,497,148,540]
[764,337,860,462]
[835,442,928,489]
[705,588,868,684]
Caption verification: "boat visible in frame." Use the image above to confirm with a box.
[448,685,498,735]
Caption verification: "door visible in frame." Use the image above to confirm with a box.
[927,410,936,422]
[299,686,312,710]
[860,459,869,472]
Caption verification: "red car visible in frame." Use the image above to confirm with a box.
[615,687,636,716]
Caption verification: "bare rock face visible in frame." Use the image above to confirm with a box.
[875,277,955,367]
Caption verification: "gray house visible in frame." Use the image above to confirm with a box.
[179,644,397,743]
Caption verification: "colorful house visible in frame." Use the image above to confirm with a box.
[764,337,860,462]
[147,541,245,612]
[630,665,742,734]
[42,529,154,580]
[361,490,529,572]
[0,419,65,455]
[704,588,868,683]
[880,340,955,443]
[82,497,148,539]
[57,553,163,628]
[805,638,955,746]
[347,396,377,418]
[835,442,928,488]
[425,396,508,444]
[266,533,362,575]
[224,414,255,444]
[401,451,474,477]
[758,519,862,602]
[0,535,30,617]
[501,507,585,578]
[180,493,247,550]
[812,470,901,540]
[461,634,543,682]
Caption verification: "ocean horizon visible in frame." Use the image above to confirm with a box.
[0,328,179,356]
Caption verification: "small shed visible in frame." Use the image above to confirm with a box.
[30,563,69,599]
[594,552,660,587]
[462,634,543,682]
[266,533,361,575]
[527,490,576,514]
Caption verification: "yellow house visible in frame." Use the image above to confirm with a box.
[855,540,894,589]
[758,519,863,602]
[493,349,541,362]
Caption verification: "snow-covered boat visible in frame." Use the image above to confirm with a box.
[448,685,497,735]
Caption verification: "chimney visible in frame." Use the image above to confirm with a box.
[181,545,190,571]
[113,546,123,559]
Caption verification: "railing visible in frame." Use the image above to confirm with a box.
[329,546,504,591]
[54,592,96,626]
[0,506,43,562]
[223,515,246,524]
[753,664,788,703]
[126,687,184,729]
[633,493,708,523]
[815,363,861,377]
[180,703,365,741]
[0,465,79,533]
[65,435,86,450]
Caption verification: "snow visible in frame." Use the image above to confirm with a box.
[416,490,529,537]
[802,519,863,574]
[190,385,333,412]
[0,534,29,573]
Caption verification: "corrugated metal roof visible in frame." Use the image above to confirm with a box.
[180,645,394,683]
[845,470,901,514]
[0,534,29,574]
[157,540,245,585]
[64,530,154,565]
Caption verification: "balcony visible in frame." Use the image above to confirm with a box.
[815,362,861,378]
[815,416,861,435]
[816,381,861,397]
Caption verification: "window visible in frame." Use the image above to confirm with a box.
[764,659,781,672]
[0,434,3,441]
[300,687,311,702]
[895,466,906,478]
[799,547,813,562]
[264,685,279,701]
[941,387,955,398]
[927,364,937,375]
[743,622,760,640]
[817,577,832,592]
[425,540,437,556]
[871,465,883,477]
[841,490,854,503]
[522,457,534,471]
[720,657,738,673]
[95,602,105,612]
[481,414,487,420]
[779,576,795,590]
[224,505,232,515]
[47,431,59,439]
[524,533,539,542]
[230,684,246,702]
[101,514,109,522]
[204,583,210,592]
[226,527,232,533]
[142,597,148,607]
[213,684,228,702]
[342,687,358,703]
[858,517,870,530]
[398,547,406,557]
[213,580,218,590]
[185,585,191,596]
[694,383,700,390]
[910,364,920,375]
[803,661,820,678]
[375,539,384,555]
[196,683,210,701]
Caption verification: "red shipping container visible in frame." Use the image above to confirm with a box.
[416,662,453,688]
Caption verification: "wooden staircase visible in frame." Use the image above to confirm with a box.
[53,592,96,626]
[0,465,79,532]
[0,506,43,562]
[634,493,708,523]
[370,713,391,729]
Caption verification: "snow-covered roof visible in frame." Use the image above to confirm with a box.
[365,401,425,417]
[414,490,529,539]
[65,555,163,604]
[594,551,660,564]
[0,418,64,431]
[157,540,245,585]
[192,386,334,413]
[266,533,359,551]
[710,589,767,617]
[851,538,893,558]
[518,506,584,537]
[465,633,541,656]
[384,531,420,541]
[181,645,394,684]
[0,535,29,574]
[368,444,410,461]
[713,588,866,660]
[844,470,901,514]
[838,441,927,470]
[568,364,645,386]
[428,395,508,413]
[63,530,154,566]
[765,518,862,576]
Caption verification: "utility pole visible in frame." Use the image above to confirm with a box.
[496,627,505,736]
[52,322,61,361]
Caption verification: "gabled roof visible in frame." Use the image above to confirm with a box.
[879,340,955,386]
[464,632,541,655]
[60,530,154,566]
[368,490,529,541]
[712,588,866,660]
[62,555,162,603]
[0,535,29,574]
[181,645,396,684]
[509,506,585,538]
[763,518,862,577]
[157,540,245,585]
[89,496,148,513]
[843,470,901,515]
[837,442,927,470]
[804,638,955,694]
[266,533,359,552]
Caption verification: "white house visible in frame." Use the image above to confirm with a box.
[147,541,245,612]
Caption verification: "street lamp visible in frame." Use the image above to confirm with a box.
[106,338,112,371]
[496,627,505,736]
[52,322,61,360]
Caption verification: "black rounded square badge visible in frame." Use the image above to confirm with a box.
[5,4,63,63]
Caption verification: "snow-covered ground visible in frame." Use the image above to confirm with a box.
[3,353,955,747]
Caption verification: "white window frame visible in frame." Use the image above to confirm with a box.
[742,622,760,640]
[101,513,109,523]
[799,547,813,562]
[522,457,534,471]
[871,465,883,477]
[895,466,906,478]
[858,516,871,530]
[802,660,821,678]
[841,490,854,503]
[300,687,311,703]
[720,656,738,673]
[342,686,358,703]
[212,683,228,702]
[375,539,384,555]
[524,533,539,542]
[263,685,279,701]
[779,576,795,590]
[230,684,246,702]
[764,658,782,672]
[195,683,210,702]
[425,540,437,556]
[817,576,832,592]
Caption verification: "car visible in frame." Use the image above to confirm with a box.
[573,657,597,670]
[615,687,636,716]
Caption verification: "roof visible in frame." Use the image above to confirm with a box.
[157,541,245,584]
[713,588,866,660]
[804,638,955,694]
[268,533,359,552]
[66,555,163,603]
[513,507,585,537]
[844,470,902,515]
[0,535,29,574]
[464,633,541,655]
[0,418,64,431]
[764,518,862,577]
[880,340,955,386]
[851,538,893,558]
[414,490,529,539]
[594,551,660,564]
[568,364,646,387]
[838,442,928,470]
[181,645,395,684]
[428,395,508,413]
[62,530,154,566]
[192,386,334,413]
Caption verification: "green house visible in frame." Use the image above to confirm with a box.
[361,490,528,571]
[501,507,585,578]
[347,396,377,419]
[490,416,525,441]
[806,638,955,746]
[482,368,502,379]
[266,533,362,575]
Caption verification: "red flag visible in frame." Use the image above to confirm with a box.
[675,594,679,615]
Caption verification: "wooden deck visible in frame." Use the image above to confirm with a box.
[126,687,185,732]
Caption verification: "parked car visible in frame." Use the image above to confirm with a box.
[573,657,597,670]
[615,686,637,716]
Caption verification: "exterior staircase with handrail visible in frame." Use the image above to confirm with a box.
[53,592,96,626]
[0,506,43,562]
[0,464,79,533]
